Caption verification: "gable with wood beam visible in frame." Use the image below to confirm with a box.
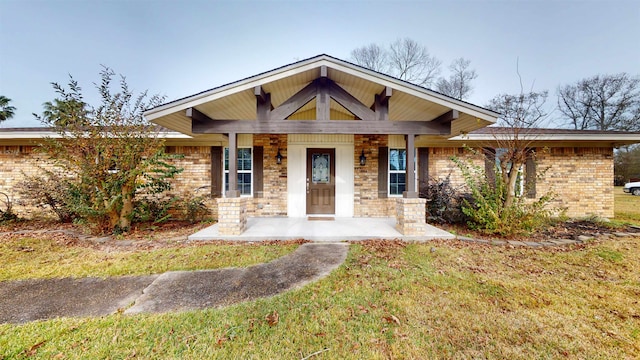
[185,67,455,135]
[145,54,498,137]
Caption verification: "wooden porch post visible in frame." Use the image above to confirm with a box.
[403,133,418,198]
[227,132,240,198]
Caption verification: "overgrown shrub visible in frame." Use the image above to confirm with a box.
[0,192,18,223]
[35,68,182,234]
[452,154,556,237]
[180,194,212,224]
[131,196,177,225]
[15,170,79,222]
[420,175,469,224]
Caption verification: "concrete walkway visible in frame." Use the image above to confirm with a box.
[0,243,348,324]
[188,217,456,241]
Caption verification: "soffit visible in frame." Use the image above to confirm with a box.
[146,55,499,136]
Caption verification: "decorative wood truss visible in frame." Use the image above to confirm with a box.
[187,66,458,136]
[186,66,460,198]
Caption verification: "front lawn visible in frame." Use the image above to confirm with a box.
[615,186,640,224]
[1,237,639,359]
[0,191,639,358]
[0,235,299,281]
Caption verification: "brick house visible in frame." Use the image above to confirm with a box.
[1,55,639,235]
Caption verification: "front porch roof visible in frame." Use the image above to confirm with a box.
[144,54,499,138]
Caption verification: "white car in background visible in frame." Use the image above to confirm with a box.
[624,181,640,196]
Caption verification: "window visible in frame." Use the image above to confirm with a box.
[389,148,406,196]
[224,147,252,196]
[489,148,532,197]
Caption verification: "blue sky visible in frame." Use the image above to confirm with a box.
[1,0,638,128]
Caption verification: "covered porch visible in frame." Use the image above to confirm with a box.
[144,55,499,237]
[188,217,455,242]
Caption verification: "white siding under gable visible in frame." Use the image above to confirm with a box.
[388,135,405,148]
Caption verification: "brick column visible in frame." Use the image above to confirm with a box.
[396,198,426,236]
[216,197,248,235]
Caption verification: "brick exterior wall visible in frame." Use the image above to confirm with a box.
[535,147,614,218]
[248,134,288,217]
[0,142,616,220]
[0,145,54,218]
[354,135,396,217]
[425,146,615,219]
[216,197,248,235]
[426,147,484,189]
[396,197,427,235]
[165,146,218,219]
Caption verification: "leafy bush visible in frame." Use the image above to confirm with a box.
[452,154,556,237]
[132,196,177,225]
[35,68,182,234]
[15,170,79,222]
[420,175,469,224]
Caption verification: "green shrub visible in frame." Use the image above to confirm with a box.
[131,196,177,225]
[452,153,556,237]
[180,194,212,224]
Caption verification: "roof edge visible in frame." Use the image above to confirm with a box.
[143,54,500,123]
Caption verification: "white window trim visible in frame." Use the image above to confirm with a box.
[388,148,418,197]
[224,146,253,197]
[388,148,406,197]
[495,148,524,198]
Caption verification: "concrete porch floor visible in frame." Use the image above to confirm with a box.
[188,217,455,242]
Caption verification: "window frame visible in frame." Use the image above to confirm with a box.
[388,148,407,197]
[493,147,525,197]
[223,146,253,197]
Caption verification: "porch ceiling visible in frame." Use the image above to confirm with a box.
[146,55,498,137]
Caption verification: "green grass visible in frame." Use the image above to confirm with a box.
[0,191,639,358]
[2,238,640,359]
[0,238,298,281]
[615,186,640,224]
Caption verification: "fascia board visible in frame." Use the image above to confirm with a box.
[450,134,640,142]
[0,130,192,140]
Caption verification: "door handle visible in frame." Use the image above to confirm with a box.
[306,178,310,193]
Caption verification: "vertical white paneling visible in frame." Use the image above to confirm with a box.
[288,134,354,144]
[287,135,354,217]
[221,133,253,146]
[238,134,253,147]
[335,145,354,217]
[287,144,306,217]
[388,134,405,148]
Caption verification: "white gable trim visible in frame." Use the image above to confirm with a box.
[144,55,499,123]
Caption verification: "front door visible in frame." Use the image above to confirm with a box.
[306,148,335,214]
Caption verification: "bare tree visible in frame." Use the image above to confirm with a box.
[350,38,442,88]
[388,38,441,87]
[435,57,478,100]
[485,90,549,208]
[350,43,388,73]
[557,73,640,131]
[615,145,640,184]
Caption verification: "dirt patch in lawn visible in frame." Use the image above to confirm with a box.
[0,220,306,252]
